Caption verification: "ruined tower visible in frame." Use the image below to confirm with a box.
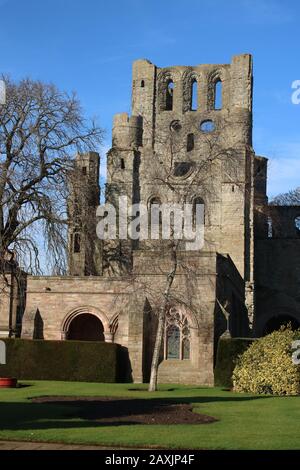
[68,151,102,276]
[107,55,255,283]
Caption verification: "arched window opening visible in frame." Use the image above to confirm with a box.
[74,233,81,253]
[191,79,197,111]
[166,80,174,111]
[173,161,193,177]
[141,80,145,87]
[149,196,161,207]
[263,315,300,336]
[192,197,205,227]
[182,337,190,360]
[214,79,222,110]
[120,158,125,169]
[295,216,300,233]
[164,307,191,360]
[187,133,194,152]
[149,196,162,238]
[167,325,180,359]
[200,119,216,132]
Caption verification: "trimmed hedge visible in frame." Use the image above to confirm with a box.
[214,337,255,388]
[0,338,129,383]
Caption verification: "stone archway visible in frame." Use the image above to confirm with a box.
[263,314,300,336]
[67,313,104,341]
[61,307,110,341]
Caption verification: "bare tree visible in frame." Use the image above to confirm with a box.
[145,118,245,391]
[271,187,300,205]
[0,75,103,278]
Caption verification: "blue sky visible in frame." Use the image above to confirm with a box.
[1,0,300,197]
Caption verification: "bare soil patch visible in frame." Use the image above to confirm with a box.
[32,396,218,425]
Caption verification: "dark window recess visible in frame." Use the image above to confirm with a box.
[173,162,193,177]
[150,197,161,206]
[74,233,81,253]
[121,158,125,169]
[187,133,194,152]
[82,167,87,175]
[141,80,145,87]
[166,80,174,110]
[232,185,235,192]
[170,120,181,132]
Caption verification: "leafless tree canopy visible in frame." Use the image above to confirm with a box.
[0,76,103,275]
[271,187,300,206]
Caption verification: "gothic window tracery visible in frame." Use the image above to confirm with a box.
[164,307,191,360]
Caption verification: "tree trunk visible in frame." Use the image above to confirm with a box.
[148,299,167,392]
[148,242,178,392]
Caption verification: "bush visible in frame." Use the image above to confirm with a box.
[0,338,129,383]
[214,337,254,388]
[233,327,300,395]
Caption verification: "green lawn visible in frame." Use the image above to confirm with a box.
[0,381,300,449]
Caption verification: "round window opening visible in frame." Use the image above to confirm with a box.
[173,162,193,177]
[200,120,216,133]
[170,120,182,132]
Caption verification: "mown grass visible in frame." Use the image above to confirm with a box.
[0,381,300,449]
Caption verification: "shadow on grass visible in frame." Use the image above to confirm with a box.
[0,394,272,431]
[17,383,33,389]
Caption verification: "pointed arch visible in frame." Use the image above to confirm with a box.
[191,79,198,111]
[182,70,200,113]
[157,70,177,112]
[148,196,162,238]
[166,79,174,110]
[163,305,198,361]
[214,79,222,110]
[192,196,205,226]
[207,68,226,110]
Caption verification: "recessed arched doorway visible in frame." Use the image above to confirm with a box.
[67,313,105,341]
[263,315,300,336]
